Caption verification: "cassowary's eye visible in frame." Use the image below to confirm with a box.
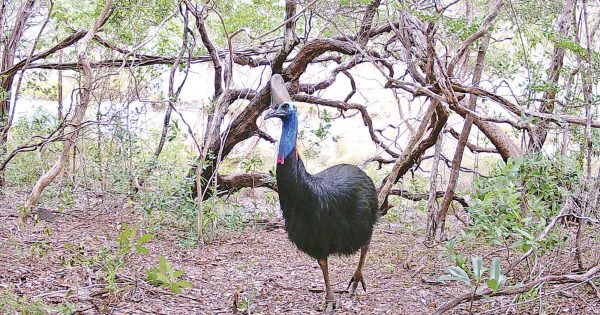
[281,103,289,110]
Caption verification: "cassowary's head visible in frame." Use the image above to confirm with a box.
[264,101,297,121]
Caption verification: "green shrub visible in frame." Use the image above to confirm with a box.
[467,154,579,253]
[146,256,193,294]
[0,290,47,315]
[5,107,59,186]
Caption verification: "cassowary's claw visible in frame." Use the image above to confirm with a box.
[347,274,367,296]
[324,299,336,313]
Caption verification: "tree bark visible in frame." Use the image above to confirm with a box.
[0,0,36,187]
[390,188,469,208]
[186,0,223,98]
[528,0,576,151]
[377,99,441,210]
[576,0,594,271]
[426,132,443,241]
[449,101,521,161]
[216,172,276,194]
[0,1,6,53]
[21,0,115,221]
[434,0,500,241]
[57,49,63,121]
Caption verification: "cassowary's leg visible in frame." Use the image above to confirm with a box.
[317,257,336,312]
[347,244,369,296]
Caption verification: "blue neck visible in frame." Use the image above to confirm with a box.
[277,112,298,164]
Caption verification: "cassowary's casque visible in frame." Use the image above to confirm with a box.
[264,75,379,311]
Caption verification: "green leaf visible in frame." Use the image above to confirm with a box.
[159,256,169,272]
[489,258,501,280]
[172,270,185,278]
[448,266,468,278]
[146,272,157,283]
[446,239,457,250]
[515,228,534,240]
[136,246,149,255]
[447,266,472,287]
[471,256,484,281]
[170,285,182,294]
[138,234,153,245]
[178,280,193,288]
[487,278,500,291]
[487,258,507,292]
[512,239,532,253]
[156,273,170,284]
[456,254,466,269]
[487,274,507,292]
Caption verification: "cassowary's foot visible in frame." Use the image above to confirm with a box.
[323,273,336,313]
[347,271,366,296]
[348,244,370,296]
[324,297,336,313]
[318,257,336,313]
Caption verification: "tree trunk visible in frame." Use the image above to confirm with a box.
[377,99,439,209]
[575,0,594,271]
[449,102,521,161]
[0,0,36,188]
[528,0,576,151]
[21,0,114,221]
[425,131,444,242]
[57,50,64,121]
[434,1,498,241]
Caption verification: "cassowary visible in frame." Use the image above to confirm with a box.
[264,75,379,311]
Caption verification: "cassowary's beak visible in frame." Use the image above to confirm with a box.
[264,108,286,120]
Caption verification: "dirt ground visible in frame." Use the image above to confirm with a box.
[0,190,598,314]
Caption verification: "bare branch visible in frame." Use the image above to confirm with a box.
[377,99,441,210]
[291,94,400,158]
[435,264,600,315]
[186,0,223,97]
[446,128,498,154]
[447,0,504,76]
[389,189,469,208]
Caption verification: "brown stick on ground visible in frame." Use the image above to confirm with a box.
[434,264,600,315]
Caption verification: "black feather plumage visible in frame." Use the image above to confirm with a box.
[277,154,379,259]
[266,100,379,260]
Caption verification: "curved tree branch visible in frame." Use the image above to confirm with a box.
[435,264,600,315]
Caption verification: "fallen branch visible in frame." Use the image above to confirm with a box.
[434,264,600,315]
[32,284,105,299]
[388,189,469,208]
[216,172,277,194]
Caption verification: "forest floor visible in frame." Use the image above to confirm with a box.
[0,190,598,315]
